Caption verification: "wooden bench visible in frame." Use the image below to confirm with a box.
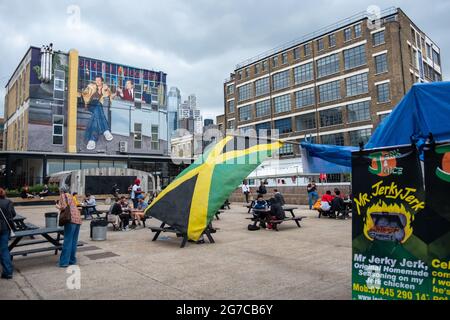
[246,215,306,231]
[9,227,84,259]
[149,222,215,248]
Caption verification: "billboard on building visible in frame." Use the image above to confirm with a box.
[26,47,168,155]
[76,57,167,154]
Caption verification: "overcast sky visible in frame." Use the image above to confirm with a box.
[0,0,449,120]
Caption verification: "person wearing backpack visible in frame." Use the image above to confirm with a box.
[0,188,17,279]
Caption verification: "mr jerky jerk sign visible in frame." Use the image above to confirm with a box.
[352,145,428,300]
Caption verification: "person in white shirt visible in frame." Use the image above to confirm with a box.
[131,179,143,209]
[241,180,251,203]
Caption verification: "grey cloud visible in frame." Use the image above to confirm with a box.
[0,0,449,119]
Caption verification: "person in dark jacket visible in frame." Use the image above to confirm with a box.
[273,189,286,206]
[330,190,345,218]
[257,182,267,197]
[0,188,17,279]
[267,196,285,229]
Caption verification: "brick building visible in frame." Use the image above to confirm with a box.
[222,7,443,157]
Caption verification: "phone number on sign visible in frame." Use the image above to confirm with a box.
[353,284,430,300]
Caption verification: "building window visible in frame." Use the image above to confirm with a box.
[134,123,142,149]
[255,100,271,118]
[151,125,159,150]
[432,49,441,66]
[255,122,271,135]
[262,60,268,71]
[255,77,270,97]
[227,120,235,130]
[281,52,288,64]
[347,101,371,123]
[274,118,292,134]
[346,73,368,97]
[272,56,279,67]
[304,43,311,56]
[239,105,252,121]
[272,70,290,91]
[349,129,371,146]
[227,85,234,95]
[238,83,252,102]
[295,87,315,108]
[294,62,313,84]
[321,132,345,146]
[426,43,432,58]
[374,53,388,74]
[52,115,64,145]
[279,143,294,156]
[319,80,341,103]
[296,113,316,131]
[344,28,352,42]
[254,64,260,75]
[354,24,362,38]
[228,100,235,113]
[372,30,385,46]
[319,107,343,127]
[237,71,242,80]
[317,54,340,78]
[244,68,250,78]
[53,70,65,100]
[343,44,366,70]
[377,82,390,103]
[274,94,291,114]
[293,47,300,60]
[317,38,324,51]
[329,33,336,47]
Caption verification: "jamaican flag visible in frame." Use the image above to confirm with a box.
[144,136,282,241]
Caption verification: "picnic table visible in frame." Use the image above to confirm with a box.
[13,214,39,231]
[8,226,83,259]
[248,206,306,231]
[78,204,103,219]
[149,222,215,248]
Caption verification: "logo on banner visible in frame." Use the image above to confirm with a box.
[368,150,403,177]
[435,144,450,183]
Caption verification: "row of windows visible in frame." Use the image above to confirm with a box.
[239,99,372,133]
[238,79,388,121]
[238,123,371,148]
[237,48,389,102]
[236,26,387,81]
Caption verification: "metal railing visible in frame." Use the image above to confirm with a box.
[234,6,398,71]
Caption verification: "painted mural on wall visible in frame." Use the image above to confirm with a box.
[76,57,168,154]
[26,46,168,155]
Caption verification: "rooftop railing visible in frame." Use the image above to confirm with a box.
[234,6,398,71]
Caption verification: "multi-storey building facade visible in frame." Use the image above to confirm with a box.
[223,7,443,158]
[1,45,188,189]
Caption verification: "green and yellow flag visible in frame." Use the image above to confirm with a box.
[145,136,282,241]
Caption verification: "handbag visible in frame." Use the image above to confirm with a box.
[58,194,72,226]
[0,206,16,238]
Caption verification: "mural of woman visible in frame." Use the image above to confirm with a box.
[81,76,114,150]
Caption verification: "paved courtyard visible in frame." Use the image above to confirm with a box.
[0,203,352,300]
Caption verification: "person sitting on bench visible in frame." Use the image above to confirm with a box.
[330,190,346,218]
[251,195,269,227]
[130,198,148,229]
[273,189,286,206]
[319,190,333,216]
[39,185,50,199]
[20,185,34,199]
[268,196,286,230]
[83,194,97,220]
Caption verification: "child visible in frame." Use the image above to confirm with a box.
[252,195,269,228]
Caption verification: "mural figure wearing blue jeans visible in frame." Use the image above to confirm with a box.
[81,76,113,150]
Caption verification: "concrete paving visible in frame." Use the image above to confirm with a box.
[0,203,352,300]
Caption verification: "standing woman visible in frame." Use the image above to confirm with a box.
[56,186,82,268]
[0,188,16,279]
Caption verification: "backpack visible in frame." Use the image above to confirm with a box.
[247,224,260,231]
